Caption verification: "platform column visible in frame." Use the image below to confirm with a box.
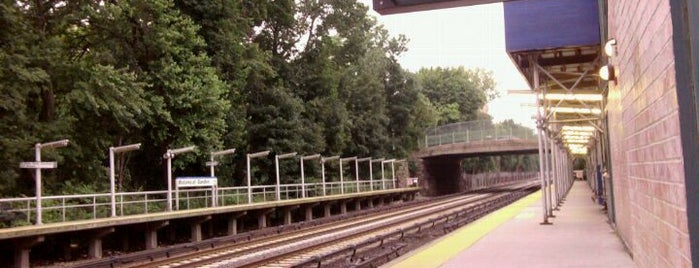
[257,208,275,229]
[340,201,347,214]
[533,58,551,225]
[367,198,374,208]
[190,216,212,242]
[355,200,362,211]
[324,204,332,217]
[227,212,247,235]
[13,236,44,268]
[144,221,169,250]
[543,133,554,218]
[283,205,298,225]
[302,203,318,222]
[88,227,114,259]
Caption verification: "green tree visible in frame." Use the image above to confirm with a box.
[84,0,230,189]
[417,67,498,124]
[0,1,153,195]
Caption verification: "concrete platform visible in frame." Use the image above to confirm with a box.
[388,181,635,267]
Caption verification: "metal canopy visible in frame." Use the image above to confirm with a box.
[373,0,513,15]
[504,0,604,156]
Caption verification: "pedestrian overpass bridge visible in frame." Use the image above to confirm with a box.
[414,121,539,195]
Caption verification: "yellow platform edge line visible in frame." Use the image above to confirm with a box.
[390,190,542,268]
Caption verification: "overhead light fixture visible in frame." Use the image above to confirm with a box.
[599,64,616,81]
[570,149,588,155]
[604,39,617,57]
[565,140,590,145]
[563,136,591,141]
[547,107,602,115]
[561,132,594,138]
[562,125,596,132]
[562,131,594,137]
[542,93,604,101]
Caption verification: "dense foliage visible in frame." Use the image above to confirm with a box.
[0,0,501,197]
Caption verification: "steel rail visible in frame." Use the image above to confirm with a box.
[129,194,486,268]
[168,182,536,267]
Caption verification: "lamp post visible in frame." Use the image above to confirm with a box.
[275,152,297,200]
[370,158,384,190]
[381,159,395,190]
[20,139,69,225]
[321,156,339,195]
[207,148,235,207]
[339,157,356,194]
[163,145,196,211]
[356,157,371,192]
[247,150,270,203]
[300,154,321,198]
[109,143,141,217]
[208,148,236,177]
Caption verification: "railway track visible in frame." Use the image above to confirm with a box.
[70,181,537,268]
[134,194,488,267]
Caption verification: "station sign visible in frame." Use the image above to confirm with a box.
[19,161,57,169]
[176,177,218,188]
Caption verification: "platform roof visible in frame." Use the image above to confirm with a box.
[504,0,602,88]
[373,0,514,15]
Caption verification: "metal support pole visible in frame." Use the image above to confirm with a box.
[544,134,553,217]
[560,147,565,202]
[209,155,215,177]
[370,158,384,191]
[321,156,338,196]
[391,162,396,189]
[163,146,195,211]
[275,152,297,200]
[339,160,344,194]
[534,62,550,225]
[34,144,41,225]
[246,150,270,203]
[321,160,326,196]
[369,160,373,190]
[275,155,281,200]
[299,154,320,198]
[109,143,141,217]
[554,145,560,207]
[381,161,386,190]
[209,148,236,178]
[166,154,173,211]
[246,154,251,203]
[21,139,68,225]
[110,148,115,217]
[301,158,305,198]
[354,158,359,192]
[553,143,560,208]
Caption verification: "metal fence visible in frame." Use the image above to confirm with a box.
[421,120,537,147]
[0,179,399,227]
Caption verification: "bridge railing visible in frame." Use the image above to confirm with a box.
[421,121,537,147]
[0,179,400,227]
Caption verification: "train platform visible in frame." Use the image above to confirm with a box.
[387,181,635,267]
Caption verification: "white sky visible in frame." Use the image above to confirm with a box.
[359,1,537,128]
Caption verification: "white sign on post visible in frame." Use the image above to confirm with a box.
[20,162,57,169]
[176,177,218,188]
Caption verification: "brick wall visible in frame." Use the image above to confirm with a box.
[607,0,691,266]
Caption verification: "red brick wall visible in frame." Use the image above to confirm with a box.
[607,0,691,266]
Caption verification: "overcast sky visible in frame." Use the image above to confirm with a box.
[358,1,536,128]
